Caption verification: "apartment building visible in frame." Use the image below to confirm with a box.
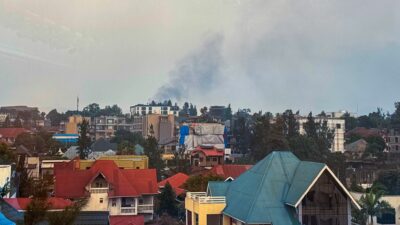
[185,151,360,225]
[130,104,179,116]
[91,116,136,140]
[54,160,158,223]
[298,116,346,152]
[386,129,400,152]
[140,114,175,142]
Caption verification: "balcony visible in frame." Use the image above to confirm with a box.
[121,207,136,215]
[138,204,154,214]
[187,192,226,204]
[90,188,108,194]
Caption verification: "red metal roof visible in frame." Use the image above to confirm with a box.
[109,215,144,225]
[3,198,72,211]
[54,160,158,198]
[0,128,29,139]
[209,165,252,179]
[191,146,224,157]
[158,173,189,196]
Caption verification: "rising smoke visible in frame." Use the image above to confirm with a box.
[155,33,224,101]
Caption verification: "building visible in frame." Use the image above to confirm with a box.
[207,165,252,181]
[386,129,400,152]
[52,133,79,144]
[180,123,226,151]
[130,104,179,116]
[91,116,136,140]
[0,128,29,144]
[298,117,345,152]
[65,115,86,134]
[54,160,158,223]
[0,165,12,198]
[191,145,225,167]
[185,151,360,225]
[344,139,368,159]
[77,155,149,170]
[208,106,226,122]
[158,173,189,196]
[140,114,175,142]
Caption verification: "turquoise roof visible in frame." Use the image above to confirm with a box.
[209,151,326,225]
[207,181,230,196]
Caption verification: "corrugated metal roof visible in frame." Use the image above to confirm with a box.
[209,151,325,225]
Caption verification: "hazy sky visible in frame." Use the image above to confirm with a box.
[1,0,399,115]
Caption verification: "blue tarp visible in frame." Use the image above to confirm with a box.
[0,212,15,225]
[179,125,189,145]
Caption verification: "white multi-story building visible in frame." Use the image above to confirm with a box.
[54,160,158,223]
[298,117,346,152]
[130,104,179,116]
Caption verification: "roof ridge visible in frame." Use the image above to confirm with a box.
[244,153,275,222]
[283,160,302,201]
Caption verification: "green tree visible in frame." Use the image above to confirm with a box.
[24,198,50,225]
[0,178,11,198]
[157,182,178,217]
[342,112,358,132]
[47,199,88,225]
[183,174,224,192]
[82,103,101,117]
[3,116,11,128]
[224,104,233,121]
[78,119,91,159]
[0,143,16,164]
[15,133,46,153]
[144,136,164,177]
[358,184,392,225]
[282,109,299,138]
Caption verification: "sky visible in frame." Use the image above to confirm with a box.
[0,0,399,115]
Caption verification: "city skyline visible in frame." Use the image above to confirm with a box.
[1,0,399,114]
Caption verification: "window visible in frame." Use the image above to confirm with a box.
[139,197,144,204]
[112,199,116,207]
[396,145,399,151]
[195,213,199,225]
[336,123,341,129]
[396,137,399,143]
[100,198,104,204]
[213,157,218,162]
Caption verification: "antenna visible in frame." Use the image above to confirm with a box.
[77,96,79,113]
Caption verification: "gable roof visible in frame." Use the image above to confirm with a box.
[3,198,72,211]
[345,139,368,153]
[109,215,144,225]
[191,146,224,157]
[54,160,158,198]
[0,128,29,139]
[209,165,252,180]
[158,173,189,196]
[207,151,359,225]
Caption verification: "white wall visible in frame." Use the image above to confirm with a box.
[0,165,11,198]
[84,192,109,212]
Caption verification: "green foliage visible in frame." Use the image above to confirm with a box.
[183,174,224,192]
[82,103,123,117]
[47,198,88,225]
[77,119,91,159]
[0,143,16,164]
[358,183,392,225]
[24,198,50,225]
[0,178,11,198]
[15,133,45,153]
[157,182,178,217]
[144,136,164,177]
[250,113,288,161]
[376,170,400,195]
[46,109,68,127]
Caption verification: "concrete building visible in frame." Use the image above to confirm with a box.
[386,129,400,152]
[54,160,158,223]
[91,116,136,140]
[130,104,179,116]
[140,114,175,142]
[298,116,346,152]
[185,151,360,225]
[65,115,87,134]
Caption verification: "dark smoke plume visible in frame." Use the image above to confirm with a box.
[155,33,223,101]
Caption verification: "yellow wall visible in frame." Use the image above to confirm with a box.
[185,195,226,225]
[78,155,149,170]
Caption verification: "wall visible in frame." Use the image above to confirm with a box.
[0,165,11,198]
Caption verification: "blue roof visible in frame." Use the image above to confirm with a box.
[53,133,79,137]
[208,151,326,225]
[0,212,15,225]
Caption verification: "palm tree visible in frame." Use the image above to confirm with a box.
[359,184,392,225]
